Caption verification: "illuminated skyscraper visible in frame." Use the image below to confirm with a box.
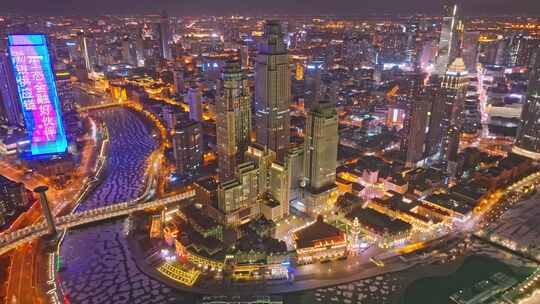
[158,10,172,60]
[405,96,430,167]
[461,31,480,73]
[435,3,463,75]
[216,61,252,181]
[513,50,540,159]
[303,100,338,213]
[0,53,23,126]
[186,86,203,122]
[440,58,468,176]
[255,20,291,161]
[7,34,68,157]
[172,119,203,175]
[79,31,97,74]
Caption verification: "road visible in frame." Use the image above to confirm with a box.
[2,122,99,304]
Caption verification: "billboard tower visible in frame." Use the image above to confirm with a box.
[7,34,68,157]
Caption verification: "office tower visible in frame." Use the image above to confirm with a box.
[513,50,540,159]
[55,69,75,113]
[34,186,56,236]
[285,146,304,203]
[240,44,249,69]
[268,162,290,218]
[440,58,468,176]
[158,10,172,60]
[173,68,185,95]
[435,3,463,75]
[304,60,324,110]
[254,20,291,161]
[399,71,425,154]
[216,61,252,181]
[505,34,539,68]
[172,119,203,175]
[8,34,68,157]
[462,31,480,73]
[405,96,430,167]
[0,53,23,126]
[303,100,338,213]
[424,76,443,158]
[186,86,203,122]
[217,161,260,226]
[121,38,137,66]
[79,31,98,74]
[0,175,29,226]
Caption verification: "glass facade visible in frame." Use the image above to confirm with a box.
[8,34,68,157]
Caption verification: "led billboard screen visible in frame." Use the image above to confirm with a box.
[8,34,67,157]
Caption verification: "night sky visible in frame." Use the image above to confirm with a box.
[0,0,539,16]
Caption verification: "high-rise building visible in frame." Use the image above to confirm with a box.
[461,31,480,73]
[285,146,304,203]
[121,38,137,66]
[0,53,23,126]
[217,161,260,226]
[504,34,539,68]
[240,44,249,69]
[424,75,444,157]
[186,86,203,122]
[435,3,463,75]
[55,69,75,113]
[0,175,29,226]
[399,71,425,154]
[216,61,252,181]
[513,50,540,160]
[440,58,468,176]
[79,31,98,74]
[7,34,68,157]
[158,10,172,60]
[303,100,338,213]
[172,119,203,175]
[254,20,291,161]
[173,68,185,95]
[405,96,431,167]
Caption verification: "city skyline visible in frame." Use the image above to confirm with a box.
[1,0,540,16]
[0,2,540,304]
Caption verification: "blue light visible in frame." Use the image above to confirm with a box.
[8,34,68,158]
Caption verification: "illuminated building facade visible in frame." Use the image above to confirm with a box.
[158,10,172,60]
[513,49,540,160]
[440,58,468,176]
[303,100,338,212]
[0,53,23,126]
[8,34,68,157]
[172,119,203,175]
[217,162,260,226]
[293,215,347,264]
[216,61,252,181]
[435,3,463,75]
[186,86,203,122]
[254,20,291,161]
[461,31,480,73]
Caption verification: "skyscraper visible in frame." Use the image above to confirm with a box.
[186,86,203,122]
[172,119,203,176]
[513,50,540,160]
[435,3,463,75]
[440,58,468,176]
[79,31,97,74]
[461,31,480,73]
[7,34,68,157]
[303,100,338,213]
[399,71,425,154]
[216,60,252,181]
[254,20,291,161]
[158,10,172,60]
[0,53,23,126]
[405,96,431,167]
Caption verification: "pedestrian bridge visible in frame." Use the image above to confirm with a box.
[0,190,195,256]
